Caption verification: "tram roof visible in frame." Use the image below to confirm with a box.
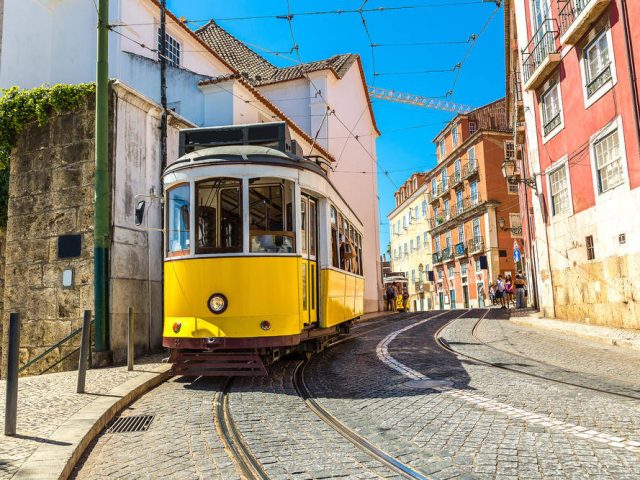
[165,145,328,177]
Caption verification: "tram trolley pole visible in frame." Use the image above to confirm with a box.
[127,306,134,371]
[77,310,92,393]
[4,313,20,436]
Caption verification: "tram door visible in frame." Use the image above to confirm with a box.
[300,195,318,326]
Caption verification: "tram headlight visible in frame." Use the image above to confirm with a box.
[207,293,228,314]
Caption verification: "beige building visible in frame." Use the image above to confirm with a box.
[387,173,434,311]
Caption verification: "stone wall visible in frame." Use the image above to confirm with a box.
[543,253,640,330]
[0,95,96,377]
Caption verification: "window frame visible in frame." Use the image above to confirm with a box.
[452,123,459,146]
[539,80,564,142]
[166,183,191,258]
[580,27,617,109]
[545,156,573,219]
[589,116,629,200]
[157,29,181,67]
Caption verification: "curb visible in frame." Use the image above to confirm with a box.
[510,315,640,352]
[13,364,172,480]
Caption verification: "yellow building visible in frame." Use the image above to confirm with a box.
[387,173,435,311]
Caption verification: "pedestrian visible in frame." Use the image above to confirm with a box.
[504,275,514,308]
[489,283,496,305]
[402,288,410,312]
[385,284,396,312]
[495,275,506,309]
[514,271,527,309]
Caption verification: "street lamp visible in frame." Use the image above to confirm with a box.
[501,157,538,193]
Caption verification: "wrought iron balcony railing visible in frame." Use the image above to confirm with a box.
[543,112,562,136]
[559,0,609,43]
[586,64,612,98]
[522,19,559,85]
[441,246,453,262]
[454,242,467,257]
[433,251,442,264]
[462,160,479,179]
[467,236,484,254]
[450,171,463,187]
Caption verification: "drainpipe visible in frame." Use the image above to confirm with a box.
[159,0,168,170]
[94,0,110,354]
[619,0,640,159]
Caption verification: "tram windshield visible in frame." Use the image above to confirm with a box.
[196,178,242,253]
[167,185,190,257]
[249,178,295,254]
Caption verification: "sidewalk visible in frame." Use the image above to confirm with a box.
[510,310,640,351]
[0,355,171,479]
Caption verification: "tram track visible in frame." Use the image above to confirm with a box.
[435,310,640,401]
[214,378,270,480]
[293,356,431,480]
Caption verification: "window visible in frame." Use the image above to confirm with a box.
[403,215,407,229]
[586,235,595,260]
[158,29,181,67]
[441,169,448,189]
[456,189,463,213]
[393,247,397,260]
[167,184,190,257]
[508,183,519,194]
[404,243,408,256]
[416,235,421,251]
[452,124,459,146]
[549,165,570,216]
[422,200,427,217]
[469,121,477,134]
[411,270,416,282]
[431,178,437,194]
[413,178,418,190]
[541,83,562,136]
[454,159,461,181]
[409,211,413,225]
[470,180,478,204]
[330,207,339,267]
[423,231,429,247]
[435,237,441,253]
[445,230,452,248]
[434,206,440,224]
[584,31,612,99]
[444,199,450,220]
[438,269,443,279]
[410,239,414,253]
[475,258,481,271]
[195,178,242,254]
[448,266,455,278]
[457,224,465,243]
[505,141,515,160]
[509,213,522,238]
[472,217,481,240]
[594,129,624,193]
[439,140,445,156]
[249,180,295,253]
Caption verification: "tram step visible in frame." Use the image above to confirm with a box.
[171,351,268,377]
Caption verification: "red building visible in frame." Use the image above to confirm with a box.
[506,0,640,329]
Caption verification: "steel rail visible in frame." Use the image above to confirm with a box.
[293,354,430,480]
[434,310,640,401]
[214,378,270,480]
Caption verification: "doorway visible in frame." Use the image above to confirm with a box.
[300,195,318,326]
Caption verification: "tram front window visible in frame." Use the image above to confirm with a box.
[196,178,242,254]
[167,184,190,257]
[249,179,295,253]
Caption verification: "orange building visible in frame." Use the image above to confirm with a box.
[426,99,524,309]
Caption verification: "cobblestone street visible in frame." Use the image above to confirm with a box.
[71,312,640,479]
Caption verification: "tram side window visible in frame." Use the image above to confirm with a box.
[167,184,190,257]
[330,206,339,268]
[249,179,295,253]
[196,178,242,254]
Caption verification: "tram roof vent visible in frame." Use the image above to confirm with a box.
[179,122,300,157]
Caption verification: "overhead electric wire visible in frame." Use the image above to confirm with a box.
[109,2,488,27]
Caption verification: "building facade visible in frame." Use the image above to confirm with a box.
[427,100,525,309]
[507,0,640,329]
[388,173,434,311]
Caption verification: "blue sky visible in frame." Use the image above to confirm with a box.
[167,0,506,254]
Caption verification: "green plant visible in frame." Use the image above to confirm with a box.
[0,83,95,226]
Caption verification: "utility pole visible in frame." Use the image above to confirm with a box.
[159,0,168,169]
[94,0,110,357]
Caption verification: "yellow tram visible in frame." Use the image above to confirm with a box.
[162,123,364,375]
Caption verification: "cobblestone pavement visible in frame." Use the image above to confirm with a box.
[71,376,239,480]
[473,317,640,396]
[66,311,640,479]
[307,310,640,479]
[0,354,165,480]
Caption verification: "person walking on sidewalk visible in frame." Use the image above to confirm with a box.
[495,275,506,309]
[514,272,527,309]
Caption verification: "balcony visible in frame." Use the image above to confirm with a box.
[450,171,463,188]
[522,19,560,91]
[441,246,453,262]
[558,0,611,46]
[433,251,442,264]
[467,236,484,255]
[454,242,467,258]
[451,195,482,221]
[462,160,479,179]
[436,181,449,199]
[415,281,424,293]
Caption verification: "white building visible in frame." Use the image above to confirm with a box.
[388,173,434,311]
[0,0,382,311]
